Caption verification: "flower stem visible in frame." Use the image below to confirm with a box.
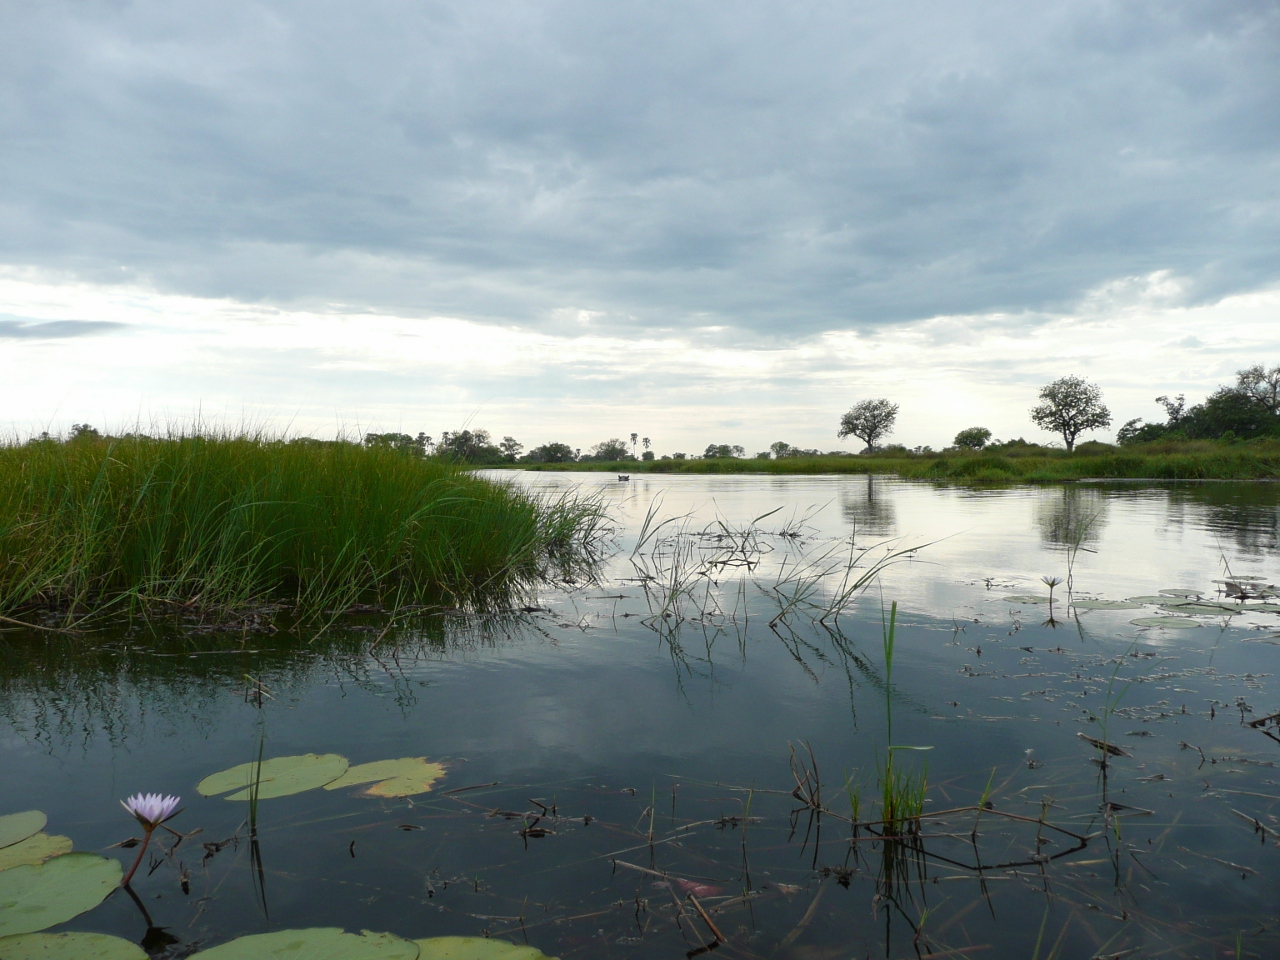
[121,826,154,887]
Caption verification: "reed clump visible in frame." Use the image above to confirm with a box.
[0,432,605,622]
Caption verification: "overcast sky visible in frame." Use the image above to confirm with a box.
[3,0,1279,452]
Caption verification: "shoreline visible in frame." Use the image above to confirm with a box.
[501,448,1280,483]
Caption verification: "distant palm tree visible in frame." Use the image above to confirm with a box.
[642,437,651,452]
[630,432,639,457]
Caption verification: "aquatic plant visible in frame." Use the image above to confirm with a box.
[878,602,928,836]
[0,432,606,624]
[119,793,181,886]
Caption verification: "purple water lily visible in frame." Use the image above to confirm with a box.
[121,793,182,829]
[119,793,182,886]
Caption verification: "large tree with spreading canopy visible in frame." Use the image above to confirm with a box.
[1030,376,1111,451]
[838,399,899,451]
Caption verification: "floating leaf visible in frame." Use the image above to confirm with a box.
[0,932,147,959]
[0,835,72,873]
[0,814,46,852]
[1002,595,1048,604]
[1126,596,1175,604]
[1070,600,1142,611]
[1246,603,1280,613]
[1158,589,1202,598]
[0,853,122,937]
[197,928,420,960]
[197,754,349,801]
[415,938,558,960]
[1130,616,1202,629]
[324,759,447,798]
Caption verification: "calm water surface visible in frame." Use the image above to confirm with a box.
[4,474,1280,958]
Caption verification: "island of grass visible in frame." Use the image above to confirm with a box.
[512,439,1280,482]
[0,433,604,626]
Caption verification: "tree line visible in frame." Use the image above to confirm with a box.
[837,363,1280,454]
[31,363,1280,463]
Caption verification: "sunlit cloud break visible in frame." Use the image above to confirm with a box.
[2,268,1278,454]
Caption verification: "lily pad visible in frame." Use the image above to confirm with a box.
[1002,595,1049,604]
[0,814,46,852]
[0,932,147,959]
[324,759,447,798]
[0,835,72,873]
[1070,600,1142,611]
[0,853,122,937]
[1245,603,1280,613]
[415,939,558,960]
[1158,589,1202,598]
[1130,616,1202,629]
[197,754,349,801]
[197,928,420,960]
[1126,596,1175,604]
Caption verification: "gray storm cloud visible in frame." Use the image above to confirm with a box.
[1,0,1277,335]
[0,317,127,339]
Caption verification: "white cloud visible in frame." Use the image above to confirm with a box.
[3,268,1276,453]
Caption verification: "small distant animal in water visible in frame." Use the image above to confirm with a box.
[617,474,630,481]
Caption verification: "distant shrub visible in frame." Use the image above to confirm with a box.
[583,438,632,461]
[364,432,430,457]
[703,444,745,458]
[953,427,991,450]
[524,442,577,463]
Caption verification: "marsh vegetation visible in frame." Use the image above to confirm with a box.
[0,433,605,628]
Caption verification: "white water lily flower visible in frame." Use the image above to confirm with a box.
[121,793,182,829]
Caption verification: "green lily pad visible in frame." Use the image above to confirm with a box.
[197,928,420,959]
[0,814,46,852]
[1158,602,1238,615]
[324,759,447,798]
[415,938,558,960]
[1070,600,1143,611]
[0,835,72,873]
[1158,589,1202,598]
[1126,596,1174,604]
[1245,603,1280,613]
[1130,616,1202,629]
[0,932,147,959]
[1002,595,1049,604]
[0,853,122,937]
[197,754,349,801]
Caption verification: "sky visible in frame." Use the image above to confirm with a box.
[2,0,1279,454]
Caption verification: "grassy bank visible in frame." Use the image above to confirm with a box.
[0,434,604,623]
[514,440,1280,482]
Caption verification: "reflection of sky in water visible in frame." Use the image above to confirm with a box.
[505,473,1280,608]
[1,475,1279,958]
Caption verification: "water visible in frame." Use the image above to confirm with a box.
[3,474,1280,958]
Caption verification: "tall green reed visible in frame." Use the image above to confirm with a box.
[0,432,605,623]
[879,601,927,835]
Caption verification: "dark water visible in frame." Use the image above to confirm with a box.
[4,475,1280,958]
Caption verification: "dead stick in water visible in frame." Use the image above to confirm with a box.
[442,781,501,795]
[1231,808,1280,840]
[686,892,727,945]
[613,858,668,880]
